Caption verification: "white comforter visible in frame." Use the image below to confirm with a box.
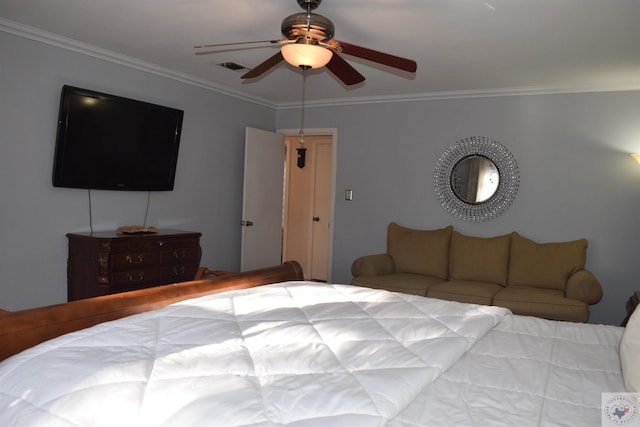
[0,282,508,426]
[0,282,624,426]
[390,315,625,426]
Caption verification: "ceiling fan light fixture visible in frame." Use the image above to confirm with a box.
[281,42,332,69]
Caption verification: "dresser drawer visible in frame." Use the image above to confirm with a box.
[102,235,199,251]
[111,251,160,271]
[111,269,161,291]
[160,247,200,265]
[155,237,200,250]
[160,263,199,284]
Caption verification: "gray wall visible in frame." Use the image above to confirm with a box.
[277,94,640,326]
[3,29,639,326]
[0,31,275,310]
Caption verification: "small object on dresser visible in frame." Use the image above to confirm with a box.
[116,226,158,235]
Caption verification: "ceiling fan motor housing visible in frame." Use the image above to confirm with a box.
[297,0,322,10]
[281,12,334,42]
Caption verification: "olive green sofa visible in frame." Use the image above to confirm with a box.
[351,223,603,323]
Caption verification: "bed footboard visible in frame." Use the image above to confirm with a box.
[0,261,303,362]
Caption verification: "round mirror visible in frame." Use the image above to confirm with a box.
[450,155,499,204]
[434,136,519,222]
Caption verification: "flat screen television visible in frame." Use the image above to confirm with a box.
[52,85,184,191]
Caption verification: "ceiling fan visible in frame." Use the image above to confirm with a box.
[194,0,417,86]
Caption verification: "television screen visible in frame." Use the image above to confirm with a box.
[52,85,184,191]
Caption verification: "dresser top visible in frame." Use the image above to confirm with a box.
[67,229,201,239]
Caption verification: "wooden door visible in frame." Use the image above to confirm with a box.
[282,135,332,280]
[310,142,331,281]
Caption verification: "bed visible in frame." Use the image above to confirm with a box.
[0,261,637,426]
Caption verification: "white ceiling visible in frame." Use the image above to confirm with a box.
[1,0,640,107]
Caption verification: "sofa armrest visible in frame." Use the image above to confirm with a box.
[566,269,603,305]
[351,254,395,277]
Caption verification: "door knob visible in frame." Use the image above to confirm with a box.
[241,220,254,227]
[313,217,320,222]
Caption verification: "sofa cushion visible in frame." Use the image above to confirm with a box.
[508,233,587,291]
[427,280,503,306]
[448,231,511,286]
[387,223,453,279]
[352,273,444,297]
[493,286,589,322]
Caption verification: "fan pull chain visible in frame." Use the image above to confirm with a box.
[299,67,308,144]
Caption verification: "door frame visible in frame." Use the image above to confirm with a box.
[277,127,337,283]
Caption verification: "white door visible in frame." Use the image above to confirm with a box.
[240,127,285,271]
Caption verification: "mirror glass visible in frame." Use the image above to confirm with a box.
[450,155,499,204]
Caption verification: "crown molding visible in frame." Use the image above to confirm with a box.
[275,82,640,109]
[0,18,276,108]
[3,17,640,111]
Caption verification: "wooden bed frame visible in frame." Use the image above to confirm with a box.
[0,261,303,362]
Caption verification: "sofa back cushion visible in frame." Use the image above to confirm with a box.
[449,231,511,286]
[387,223,452,279]
[508,232,587,291]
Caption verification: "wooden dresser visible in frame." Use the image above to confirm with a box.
[67,230,202,301]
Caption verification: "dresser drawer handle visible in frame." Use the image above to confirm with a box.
[172,266,186,275]
[127,272,144,282]
[126,254,144,264]
[173,250,187,259]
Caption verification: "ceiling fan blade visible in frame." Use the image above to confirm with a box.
[241,51,285,79]
[332,40,417,73]
[194,40,279,49]
[325,54,365,86]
